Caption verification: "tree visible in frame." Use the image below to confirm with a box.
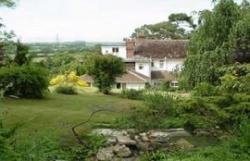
[131,13,194,39]
[0,0,16,7]
[181,0,250,89]
[84,54,125,94]
[14,41,29,66]
[0,0,16,66]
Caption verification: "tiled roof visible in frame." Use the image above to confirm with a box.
[80,71,148,84]
[134,40,188,59]
[116,71,149,83]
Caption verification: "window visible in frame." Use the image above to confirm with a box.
[160,60,164,68]
[139,64,144,70]
[151,62,154,67]
[170,81,179,88]
[112,47,119,53]
[105,50,109,53]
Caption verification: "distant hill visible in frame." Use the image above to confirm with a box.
[26,41,99,55]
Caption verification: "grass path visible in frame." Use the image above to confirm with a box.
[0,93,140,145]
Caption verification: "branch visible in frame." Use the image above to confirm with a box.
[72,107,115,146]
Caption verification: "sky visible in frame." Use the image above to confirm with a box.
[1,0,215,42]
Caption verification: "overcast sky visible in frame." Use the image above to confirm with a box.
[1,0,215,42]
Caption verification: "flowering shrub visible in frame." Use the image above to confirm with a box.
[50,71,88,94]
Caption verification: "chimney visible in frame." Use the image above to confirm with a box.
[124,38,135,58]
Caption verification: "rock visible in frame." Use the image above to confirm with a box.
[168,130,191,138]
[194,129,211,136]
[136,141,150,151]
[114,145,132,158]
[148,131,170,143]
[96,147,114,161]
[92,129,127,137]
[116,135,136,145]
[106,136,117,145]
[175,138,194,149]
[139,133,150,142]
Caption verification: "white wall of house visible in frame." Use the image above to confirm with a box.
[126,83,145,90]
[101,46,127,59]
[151,59,184,72]
[135,62,151,77]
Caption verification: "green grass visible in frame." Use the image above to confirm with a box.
[0,93,140,145]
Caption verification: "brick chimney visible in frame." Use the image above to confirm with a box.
[124,38,135,58]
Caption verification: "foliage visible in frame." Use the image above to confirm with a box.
[131,13,194,39]
[45,53,79,75]
[13,41,29,66]
[0,118,17,161]
[50,71,87,87]
[120,89,144,100]
[0,64,49,98]
[177,97,229,129]
[84,54,125,94]
[144,93,176,116]
[192,82,217,97]
[219,73,249,93]
[50,71,87,95]
[181,0,250,89]
[55,85,77,95]
[0,0,16,7]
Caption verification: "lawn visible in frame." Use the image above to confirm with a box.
[0,93,140,146]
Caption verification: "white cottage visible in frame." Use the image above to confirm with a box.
[81,39,188,90]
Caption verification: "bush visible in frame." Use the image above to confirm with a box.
[0,65,49,98]
[144,93,176,116]
[177,97,229,129]
[160,81,170,91]
[121,89,144,100]
[55,85,77,95]
[192,82,217,97]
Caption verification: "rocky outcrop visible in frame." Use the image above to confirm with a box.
[93,128,193,161]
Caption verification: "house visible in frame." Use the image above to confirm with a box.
[81,39,188,90]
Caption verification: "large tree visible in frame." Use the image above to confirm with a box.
[84,54,125,94]
[131,13,195,40]
[0,0,16,65]
[181,0,250,89]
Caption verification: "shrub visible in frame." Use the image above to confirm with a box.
[55,85,77,95]
[219,73,250,94]
[160,81,170,91]
[226,102,250,124]
[144,93,176,116]
[121,89,144,100]
[177,97,229,129]
[0,65,49,98]
[192,82,217,97]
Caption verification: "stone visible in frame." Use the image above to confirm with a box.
[167,130,191,138]
[96,147,114,161]
[193,129,211,136]
[175,138,194,149]
[136,141,150,151]
[139,133,150,142]
[92,129,127,137]
[116,135,136,145]
[106,136,117,145]
[148,131,170,143]
[114,145,132,158]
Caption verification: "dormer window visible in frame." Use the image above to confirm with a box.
[112,47,119,53]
